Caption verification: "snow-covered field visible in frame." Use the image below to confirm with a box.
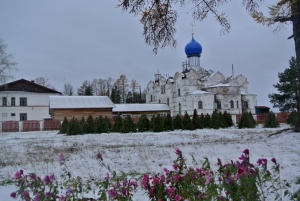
[0,125,299,200]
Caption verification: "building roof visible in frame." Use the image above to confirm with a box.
[189,90,213,95]
[113,104,171,113]
[255,106,270,109]
[49,96,115,109]
[0,79,61,94]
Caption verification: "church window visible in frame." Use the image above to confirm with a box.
[178,89,181,97]
[151,95,153,102]
[243,101,249,109]
[198,100,203,109]
[230,100,234,108]
[167,98,169,106]
[237,100,239,108]
[159,99,161,103]
[179,103,181,115]
[161,85,165,94]
[217,100,221,109]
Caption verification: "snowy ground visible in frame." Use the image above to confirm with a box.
[0,125,300,200]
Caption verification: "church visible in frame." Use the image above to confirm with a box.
[145,34,257,117]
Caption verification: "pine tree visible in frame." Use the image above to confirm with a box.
[79,117,86,133]
[95,116,109,133]
[182,112,194,130]
[59,116,69,134]
[223,111,233,128]
[203,114,211,128]
[85,115,95,133]
[164,113,174,131]
[112,115,123,132]
[137,114,150,132]
[192,109,201,129]
[238,112,256,129]
[287,110,297,127]
[121,115,136,133]
[264,112,279,128]
[173,114,183,130]
[67,117,82,135]
[198,113,205,129]
[211,110,220,129]
[104,116,112,132]
[152,114,164,132]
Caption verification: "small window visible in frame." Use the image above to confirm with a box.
[2,97,7,106]
[20,113,27,121]
[230,100,234,108]
[20,97,27,106]
[217,100,221,109]
[178,88,181,97]
[11,97,15,106]
[167,98,169,106]
[243,101,249,109]
[151,95,153,102]
[179,103,181,115]
[11,113,16,117]
[236,100,239,108]
[159,99,161,103]
[198,100,203,109]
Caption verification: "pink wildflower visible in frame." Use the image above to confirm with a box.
[172,164,179,170]
[108,189,117,197]
[173,174,180,181]
[166,187,176,197]
[257,158,267,167]
[152,176,160,185]
[175,148,182,156]
[237,167,247,179]
[175,194,182,201]
[204,171,212,185]
[243,149,249,155]
[43,175,51,185]
[141,175,150,189]
[66,188,73,196]
[56,195,66,201]
[34,193,41,201]
[58,153,65,165]
[271,157,277,164]
[13,170,23,180]
[10,192,17,198]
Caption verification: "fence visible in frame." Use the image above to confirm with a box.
[235,112,290,124]
[0,119,61,132]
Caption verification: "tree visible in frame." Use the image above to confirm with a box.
[137,114,150,132]
[152,114,164,132]
[192,109,201,129]
[173,114,183,130]
[35,77,51,88]
[269,57,298,112]
[112,115,123,132]
[63,83,74,96]
[164,113,174,131]
[264,112,280,128]
[0,39,17,84]
[77,80,93,96]
[238,112,256,129]
[182,112,194,130]
[114,74,129,103]
[118,0,300,129]
[59,117,69,134]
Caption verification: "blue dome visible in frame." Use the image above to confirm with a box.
[184,37,202,57]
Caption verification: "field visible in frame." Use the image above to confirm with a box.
[0,125,299,200]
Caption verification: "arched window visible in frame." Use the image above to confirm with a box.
[159,99,161,103]
[236,100,239,108]
[198,100,203,109]
[217,100,221,109]
[167,98,169,106]
[151,95,153,102]
[244,101,249,108]
[230,100,234,108]
[179,103,181,115]
[178,88,181,97]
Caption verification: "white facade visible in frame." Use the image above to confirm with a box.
[145,35,257,116]
[0,91,60,121]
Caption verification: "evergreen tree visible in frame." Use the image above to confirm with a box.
[264,112,279,128]
[67,117,82,135]
[137,114,150,132]
[287,110,298,127]
[269,57,298,112]
[164,113,174,131]
[192,109,201,129]
[152,114,164,132]
[112,115,123,132]
[149,115,156,131]
[182,112,194,130]
[104,116,112,132]
[211,110,220,129]
[79,117,86,133]
[59,116,69,134]
[85,115,95,133]
[110,86,121,103]
[238,112,256,129]
[77,80,94,96]
[203,113,211,128]
[223,111,233,128]
[95,116,109,133]
[198,113,205,129]
[173,114,183,130]
[121,115,136,133]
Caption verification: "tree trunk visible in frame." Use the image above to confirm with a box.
[293,0,300,131]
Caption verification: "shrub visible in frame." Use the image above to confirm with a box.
[152,114,164,132]
[121,116,136,133]
[182,112,194,130]
[95,116,109,133]
[238,112,256,129]
[112,115,123,132]
[192,109,201,129]
[104,116,112,132]
[67,117,82,135]
[59,117,68,134]
[223,110,233,128]
[203,113,211,128]
[264,112,280,128]
[163,113,174,131]
[173,114,183,130]
[287,110,297,127]
[211,110,221,129]
[85,115,95,133]
[137,114,150,132]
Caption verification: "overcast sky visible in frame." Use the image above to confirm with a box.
[0,1,295,110]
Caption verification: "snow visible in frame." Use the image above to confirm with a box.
[113,104,171,112]
[0,125,299,200]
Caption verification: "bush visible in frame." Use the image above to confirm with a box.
[137,114,150,132]
[173,114,183,130]
[287,110,297,127]
[121,116,136,133]
[264,112,279,128]
[192,109,201,129]
[152,114,164,132]
[223,110,233,128]
[238,112,256,129]
[203,113,211,128]
[182,112,194,130]
[112,115,123,132]
[163,113,174,131]
[85,115,95,133]
[59,116,69,134]
[95,116,109,133]
[67,117,82,135]
[211,110,221,129]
